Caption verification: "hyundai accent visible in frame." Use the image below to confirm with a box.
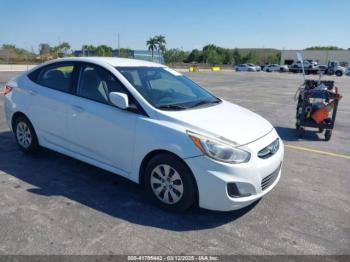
[3,57,284,211]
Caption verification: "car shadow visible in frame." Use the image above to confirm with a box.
[275,126,324,141]
[0,130,258,231]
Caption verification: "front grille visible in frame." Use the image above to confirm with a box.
[258,138,280,159]
[261,163,281,190]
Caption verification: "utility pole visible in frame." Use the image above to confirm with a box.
[118,33,120,57]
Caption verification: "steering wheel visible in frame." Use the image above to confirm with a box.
[157,88,176,101]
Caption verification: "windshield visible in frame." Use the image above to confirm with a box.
[116,67,220,110]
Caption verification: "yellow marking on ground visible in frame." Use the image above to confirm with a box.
[285,144,350,160]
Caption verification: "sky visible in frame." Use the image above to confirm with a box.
[1,0,349,52]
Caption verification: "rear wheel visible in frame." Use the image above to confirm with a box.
[325,130,332,141]
[14,116,39,153]
[145,154,197,212]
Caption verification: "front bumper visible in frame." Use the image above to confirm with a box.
[185,129,284,211]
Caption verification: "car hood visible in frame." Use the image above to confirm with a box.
[157,100,273,146]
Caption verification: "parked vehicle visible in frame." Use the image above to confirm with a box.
[346,66,350,76]
[280,65,289,72]
[291,60,317,69]
[247,63,261,71]
[263,64,284,72]
[316,65,328,71]
[325,61,346,76]
[3,57,284,212]
[234,64,256,72]
[290,61,345,76]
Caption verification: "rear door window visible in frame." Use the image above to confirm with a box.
[37,64,74,93]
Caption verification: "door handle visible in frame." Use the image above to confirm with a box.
[28,90,37,96]
[72,105,84,113]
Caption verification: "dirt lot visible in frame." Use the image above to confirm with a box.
[0,71,349,255]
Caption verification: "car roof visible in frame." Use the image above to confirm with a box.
[43,57,164,68]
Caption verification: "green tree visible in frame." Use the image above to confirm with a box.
[118,48,132,58]
[155,35,166,56]
[222,49,233,64]
[146,37,157,61]
[96,45,113,56]
[266,52,281,64]
[202,44,218,64]
[2,44,16,50]
[232,48,242,65]
[82,45,97,56]
[206,49,223,66]
[305,46,343,51]
[186,49,202,63]
[58,42,71,56]
[39,43,51,56]
[164,48,188,64]
[1,44,36,63]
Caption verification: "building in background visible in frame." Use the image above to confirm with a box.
[281,50,350,66]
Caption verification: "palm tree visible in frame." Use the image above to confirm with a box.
[59,42,71,56]
[155,35,166,59]
[146,37,157,61]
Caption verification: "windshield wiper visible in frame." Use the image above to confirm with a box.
[157,104,187,110]
[190,99,221,108]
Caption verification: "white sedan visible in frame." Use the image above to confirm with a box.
[3,57,284,212]
[247,63,261,71]
[234,64,256,72]
[263,64,288,72]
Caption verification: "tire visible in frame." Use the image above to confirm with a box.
[335,71,343,77]
[296,125,305,138]
[144,153,197,212]
[325,130,332,141]
[13,115,39,153]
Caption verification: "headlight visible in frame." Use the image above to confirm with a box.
[187,131,251,164]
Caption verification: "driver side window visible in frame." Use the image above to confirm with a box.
[77,64,127,104]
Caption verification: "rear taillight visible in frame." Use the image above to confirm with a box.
[3,85,13,95]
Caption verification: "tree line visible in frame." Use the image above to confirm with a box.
[164,45,282,66]
[0,40,347,65]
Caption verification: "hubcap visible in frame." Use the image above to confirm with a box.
[16,122,32,149]
[150,164,184,205]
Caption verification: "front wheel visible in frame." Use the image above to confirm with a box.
[335,70,343,77]
[325,130,332,141]
[145,154,197,212]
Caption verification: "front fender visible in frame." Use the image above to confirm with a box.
[129,117,202,183]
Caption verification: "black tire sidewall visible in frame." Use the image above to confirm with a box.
[14,116,39,153]
[335,71,342,77]
[145,154,197,212]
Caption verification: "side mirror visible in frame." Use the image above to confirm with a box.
[109,92,129,109]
